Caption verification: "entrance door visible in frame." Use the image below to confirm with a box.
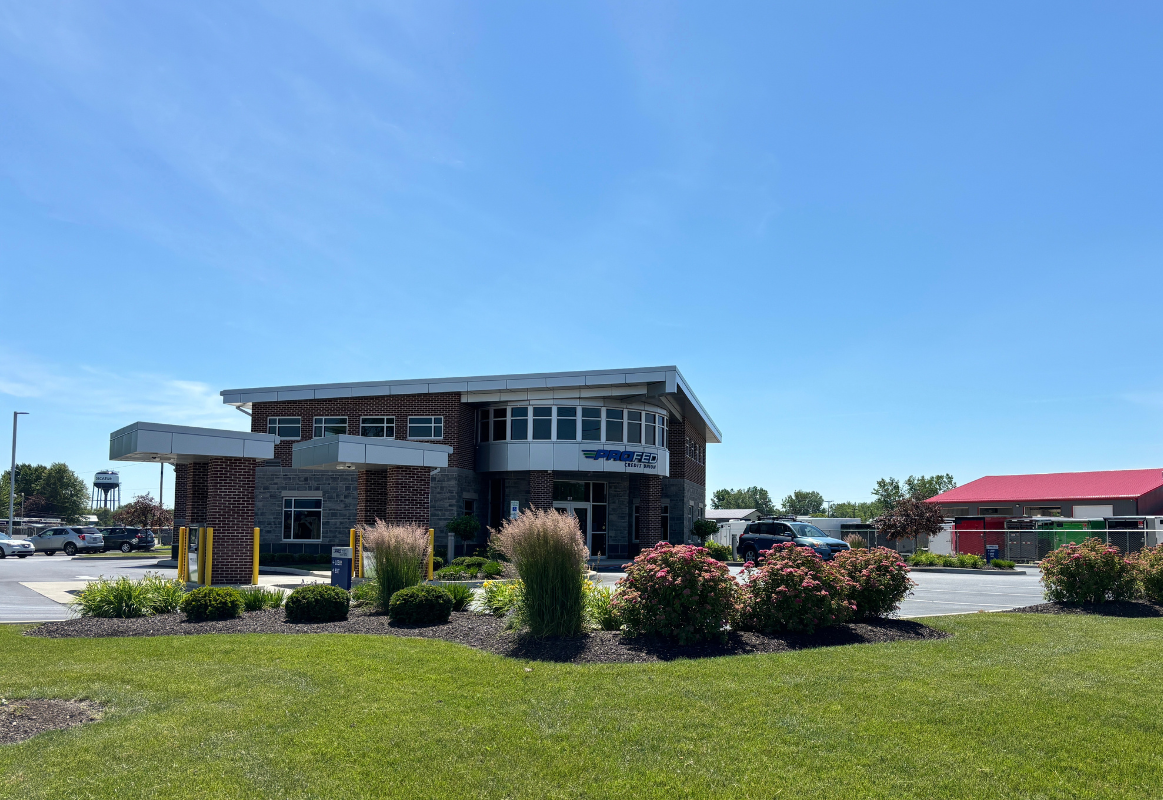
[553,502,592,554]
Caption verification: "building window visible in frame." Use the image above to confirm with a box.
[556,407,577,440]
[581,407,602,441]
[659,416,668,448]
[510,407,528,440]
[661,502,671,542]
[627,410,642,444]
[479,409,490,442]
[266,417,301,439]
[283,498,322,540]
[979,506,1012,516]
[1024,506,1062,517]
[591,481,607,534]
[492,408,508,442]
[605,409,623,442]
[408,416,443,439]
[645,413,658,446]
[313,417,347,438]
[532,407,552,440]
[360,416,394,438]
[464,499,476,517]
[632,503,639,542]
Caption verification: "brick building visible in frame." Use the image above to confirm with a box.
[109,367,720,582]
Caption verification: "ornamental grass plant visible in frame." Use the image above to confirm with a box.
[72,572,186,618]
[362,521,430,612]
[738,542,855,635]
[832,546,914,619]
[1041,538,1137,604]
[491,508,587,637]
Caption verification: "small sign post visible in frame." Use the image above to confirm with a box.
[331,546,353,590]
[985,544,1000,564]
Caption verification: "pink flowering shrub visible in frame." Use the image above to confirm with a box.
[612,543,739,644]
[832,547,915,619]
[1040,538,1137,604]
[738,543,855,635]
[1134,546,1163,604]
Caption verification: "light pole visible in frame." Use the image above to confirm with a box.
[8,412,29,537]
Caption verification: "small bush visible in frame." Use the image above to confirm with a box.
[388,585,453,625]
[435,567,470,581]
[584,581,620,631]
[907,551,986,569]
[481,560,504,578]
[738,543,854,635]
[180,586,244,622]
[273,553,295,564]
[1135,546,1163,604]
[140,573,186,614]
[990,558,1016,570]
[491,508,588,637]
[350,580,379,607]
[239,585,285,611]
[73,576,152,618]
[481,580,523,617]
[832,547,914,619]
[285,584,350,622]
[363,521,429,612]
[1041,538,1137,604]
[691,518,719,544]
[954,553,985,569]
[613,543,738,644]
[907,551,943,567]
[452,556,489,569]
[704,541,733,561]
[443,582,474,612]
[431,555,444,571]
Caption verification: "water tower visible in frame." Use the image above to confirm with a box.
[92,470,121,510]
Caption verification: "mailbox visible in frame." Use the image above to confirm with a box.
[331,546,353,590]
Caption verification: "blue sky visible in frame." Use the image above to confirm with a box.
[2,1,1161,509]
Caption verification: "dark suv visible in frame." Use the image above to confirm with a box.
[100,527,156,553]
[737,518,851,563]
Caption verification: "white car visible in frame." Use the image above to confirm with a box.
[0,535,35,558]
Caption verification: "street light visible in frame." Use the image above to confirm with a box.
[8,412,28,537]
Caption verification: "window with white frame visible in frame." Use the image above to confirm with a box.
[313,417,347,438]
[266,417,301,439]
[627,410,642,444]
[581,407,602,441]
[605,408,623,442]
[510,407,528,440]
[492,408,508,442]
[408,416,443,439]
[555,407,577,440]
[360,416,394,438]
[532,407,552,440]
[283,498,322,540]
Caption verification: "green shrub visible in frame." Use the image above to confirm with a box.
[704,541,733,561]
[990,559,1016,570]
[435,567,470,581]
[431,556,444,571]
[691,518,719,544]
[350,580,379,607]
[273,553,295,564]
[73,576,152,618]
[388,585,453,625]
[364,521,429,611]
[447,514,482,544]
[452,556,489,569]
[1135,546,1163,604]
[481,560,504,578]
[492,509,588,637]
[832,547,914,619]
[954,553,985,569]
[907,551,942,567]
[285,584,350,622]
[443,582,474,612]
[584,580,620,631]
[481,580,523,617]
[1041,538,1137,604]
[238,585,285,611]
[180,586,245,622]
[140,572,185,614]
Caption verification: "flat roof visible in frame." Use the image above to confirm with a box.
[222,365,722,443]
[110,422,276,463]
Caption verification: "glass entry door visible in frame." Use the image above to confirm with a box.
[553,502,592,555]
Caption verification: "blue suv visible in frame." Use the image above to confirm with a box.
[737,518,851,563]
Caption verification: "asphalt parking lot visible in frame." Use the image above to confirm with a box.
[0,555,178,623]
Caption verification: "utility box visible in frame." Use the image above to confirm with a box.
[985,544,1000,563]
[331,546,353,590]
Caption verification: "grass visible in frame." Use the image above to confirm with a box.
[75,546,170,559]
[0,613,1161,798]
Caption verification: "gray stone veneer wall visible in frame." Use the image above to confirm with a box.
[255,464,358,555]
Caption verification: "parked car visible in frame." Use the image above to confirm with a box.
[737,517,851,563]
[99,527,156,553]
[30,526,104,556]
[0,535,35,558]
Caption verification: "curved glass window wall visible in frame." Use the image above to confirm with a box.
[478,405,667,446]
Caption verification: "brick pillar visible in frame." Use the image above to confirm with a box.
[206,456,257,585]
[639,475,662,548]
[386,466,431,528]
[529,470,554,511]
[358,470,388,526]
[188,462,209,526]
[172,463,190,529]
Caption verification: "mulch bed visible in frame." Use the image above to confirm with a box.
[0,699,103,745]
[1011,600,1163,618]
[24,609,946,664]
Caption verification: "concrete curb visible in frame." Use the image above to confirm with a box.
[908,567,1028,575]
[155,559,324,577]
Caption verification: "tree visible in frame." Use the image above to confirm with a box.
[446,514,482,543]
[780,490,825,516]
[872,478,904,510]
[113,493,173,528]
[904,474,957,501]
[827,500,883,522]
[711,486,776,516]
[1,462,88,523]
[691,518,719,544]
[874,497,945,541]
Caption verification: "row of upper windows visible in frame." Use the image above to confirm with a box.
[478,406,667,446]
[686,436,706,465]
[265,416,444,441]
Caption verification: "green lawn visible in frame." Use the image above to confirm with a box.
[0,613,1160,799]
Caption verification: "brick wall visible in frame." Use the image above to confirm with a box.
[357,470,388,526]
[530,471,553,510]
[386,466,431,528]
[639,474,662,548]
[206,457,257,585]
[188,462,209,525]
[173,463,189,526]
[251,393,474,470]
[667,418,706,487]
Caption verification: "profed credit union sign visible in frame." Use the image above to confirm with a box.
[582,449,660,470]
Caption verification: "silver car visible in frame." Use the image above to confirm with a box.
[0,535,35,558]
[30,526,104,556]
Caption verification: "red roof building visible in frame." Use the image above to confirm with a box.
[926,469,1163,518]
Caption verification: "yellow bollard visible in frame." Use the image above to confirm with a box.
[349,529,357,577]
[427,528,435,581]
[178,527,188,582]
[205,528,214,586]
[357,528,363,578]
[252,527,260,586]
[197,528,206,585]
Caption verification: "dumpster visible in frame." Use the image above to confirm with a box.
[1105,518,1146,553]
[953,517,985,556]
[1053,520,1088,550]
